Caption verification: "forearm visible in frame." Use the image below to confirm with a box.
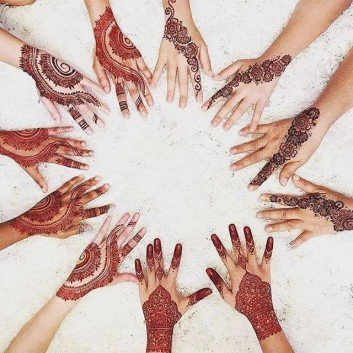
[259,331,294,353]
[84,0,112,24]
[6,296,76,353]
[146,328,174,353]
[0,28,25,68]
[0,221,29,250]
[261,0,352,59]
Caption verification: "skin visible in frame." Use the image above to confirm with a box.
[206,225,294,353]
[152,0,213,108]
[230,46,353,190]
[259,175,353,248]
[202,0,352,131]
[0,28,108,130]
[0,175,113,250]
[5,215,146,353]
[0,0,35,5]
[84,0,154,118]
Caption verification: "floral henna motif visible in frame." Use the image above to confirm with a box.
[208,55,291,108]
[250,107,320,187]
[211,234,227,259]
[235,272,281,340]
[143,285,182,353]
[154,239,164,281]
[164,0,201,97]
[269,193,353,232]
[171,243,182,269]
[244,227,255,254]
[0,129,47,150]
[20,45,100,107]
[229,224,247,269]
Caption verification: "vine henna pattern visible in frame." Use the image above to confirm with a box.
[250,107,320,187]
[94,7,145,113]
[20,44,100,108]
[235,272,282,340]
[269,193,353,232]
[164,0,201,97]
[143,285,182,353]
[207,55,292,108]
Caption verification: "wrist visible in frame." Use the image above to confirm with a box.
[146,327,174,353]
[163,0,194,24]
[313,99,343,128]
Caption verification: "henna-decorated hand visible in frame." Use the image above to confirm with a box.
[57,214,146,301]
[8,175,112,238]
[230,107,330,190]
[151,0,213,108]
[19,44,108,135]
[206,225,282,342]
[202,55,291,131]
[135,239,212,353]
[0,127,93,192]
[259,175,353,248]
[93,7,153,118]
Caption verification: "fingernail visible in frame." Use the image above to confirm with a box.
[247,184,257,192]
[88,151,94,157]
[104,86,109,93]
[260,194,267,201]
[265,225,272,232]
[239,130,245,136]
[293,175,300,181]
[83,165,90,170]
[104,183,110,189]
[95,175,102,181]
[201,105,207,111]
[81,141,87,147]
[256,212,263,219]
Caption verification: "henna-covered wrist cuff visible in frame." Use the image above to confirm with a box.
[146,328,174,353]
[248,308,282,341]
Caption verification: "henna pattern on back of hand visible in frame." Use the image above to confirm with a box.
[250,107,320,187]
[164,0,201,97]
[270,193,353,232]
[143,285,182,353]
[208,55,291,108]
[235,272,281,340]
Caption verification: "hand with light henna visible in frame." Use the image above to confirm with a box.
[0,127,93,192]
[206,225,294,353]
[0,175,113,250]
[258,175,353,248]
[135,239,212,353]
[151,0,213,108]
[85,1,153,118]
[5,215,146,353]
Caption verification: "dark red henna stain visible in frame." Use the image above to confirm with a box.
[208,55,291,108]
[187,288,212,307]
[164,0,201,97]
[250,107,320,187]
[264,237,273,263]
[0,129,47,150]
[229,224,247,269]
[69,107,90,131]
[143,285,182,353]
[147,244,154,271]
[171,243,182,269]
[269,193,353,232]
[154,238,164,281]
[135,259,144,283]
[211,234,227,259]
[206,268,224,298]
[235,272,281,340]
[244,226,255,254]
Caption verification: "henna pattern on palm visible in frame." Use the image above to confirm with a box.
[270,193,353,232]
[143,285,182,353]
[208,55,291,108]
[235,272,281,340]
[164,0,201,97]
[250,107,320,187]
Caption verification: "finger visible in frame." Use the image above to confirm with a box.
[228,224,247,269]
[223,99,253,131]
[153,238,165,281]
[47,126,74,136]
[250,100,266,132]
[292,175,321,193]
[116,81,130,118]
[68,107,93,135]
[80,204,112,220]
[136,57,153,84]
[231,148,267,171]
[110,212,131,237]
[116,212,140,247]
[112,273,139,285]
[187,288,212,307]
[189,65,203,103]
[59,138,88,149]
[257,208,302,221]
[265,220,303,233]
[135,258,146,286]
[230,137,267,155]
[199,45,213,77]
[40,97,61,122]
[70,175,100,197]
[151,57,165,88]
[166,63,177,103]
[211,94,242,128]
[211,234,236,273]
[93,216,112,244]
[126,81,148,117]
[51,155,89,170]
[121,227,146,257]
[57,175,84,194]
[239,123,271,136]
[243,226,257,266]
[56,144,93,157]
[56,222,93,238]
[26,166,48,192]
[146,243,155,284]
[261,237,274,268]
[206,268,232,300]
[141,82,154,107]
[248,160,278,191]
[279,162,301,187]
[77,104,105,128]
[290,231,313,248]
[82,76,106,96]
[178,65,188,108]
[167,243,182,282]
[260,193,296,206]
[93,59,110,93]
[77,183,110,205]
[214,60,243,80]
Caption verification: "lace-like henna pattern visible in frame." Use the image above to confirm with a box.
[154,239,164,281]
[211,234,227,259]
[20,44,100,107]
[264,238,273,264]
[0,129,47,150]
[94,7,145,111]
[135,259,144,283]
[250,107,320,187]
[269,193,353,232]
[143,285,182,353]
[229,224,247,269]
[235,272,281,340]
[208,55,291,108]
[171,244,182,269]
[164,0,201,97]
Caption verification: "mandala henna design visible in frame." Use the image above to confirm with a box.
[211,234,227,259]
[208,55,291,108]
[0,129,47,150]
[269,193,353,232]
[164,0,201,97]
[250,107,320,187]
[20,44,100,107]
[235,272,281,340]
[143,285,182,353]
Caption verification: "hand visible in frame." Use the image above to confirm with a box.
[57,214,146,301]
[0,127,93,192]
[9,175,112,237]
[151,0,213,108]
[135,238,212,353]
[20,44,108,134]
[230,107,328,190]
[93,7,153,118]
[259,175,353,248]
[206,225,282,341]
[202,55,291,131]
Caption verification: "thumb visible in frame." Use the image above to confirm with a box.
[26,166,48,193]
[114,273,139,284]
[93,58,110,93]
[279,162,300,187]
[292,174,320,193]
[199,45,213,77]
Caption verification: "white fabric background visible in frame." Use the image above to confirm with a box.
[0,0,353,352]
